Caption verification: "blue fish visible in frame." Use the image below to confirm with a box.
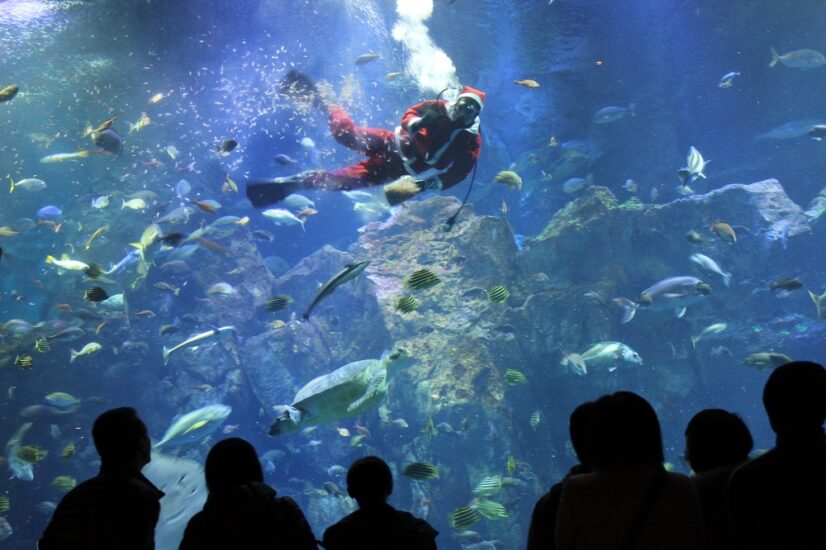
[36,205,62,218]
[106,248,141,275]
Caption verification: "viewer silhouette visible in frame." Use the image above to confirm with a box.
[684,409,752,550]
[179,437,317,549]
[527,401,600,550]
[322,455,438,550]
[729,361,826,550]
[39,407,164,550]
[555,392,701,550]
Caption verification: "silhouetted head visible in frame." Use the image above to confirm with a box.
[346,455,393,508]
[763,361,826,434]
[684,409,753,474]
[594,391,664,467]
[204,438,263,494]
[92,407,150,470]
[569,401,601,469]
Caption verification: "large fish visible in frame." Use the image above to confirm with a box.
[303,261,370,319]
[614,276,712,323]
[153,404,232,448]
[162,325,236,365]
[6,422,34,481]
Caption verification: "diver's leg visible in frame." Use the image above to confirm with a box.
[329,107,395,156]
[308,157,407,192]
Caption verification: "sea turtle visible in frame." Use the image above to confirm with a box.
[269,347,414,436]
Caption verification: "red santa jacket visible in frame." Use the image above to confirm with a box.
[394,99,482,191]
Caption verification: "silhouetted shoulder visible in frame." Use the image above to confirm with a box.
[322,506,437,550]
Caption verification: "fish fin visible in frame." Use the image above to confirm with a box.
[61,253,69,261]
[691,335,699,349]
[663,292,687,299]
[769,47,780,68]
[162,346,170,366]
[69,350,78,363]
[613,297,637,323]
[809,290,824,319]
[8,175,14,193]
[676,306,687,318]
[722,272,732,287]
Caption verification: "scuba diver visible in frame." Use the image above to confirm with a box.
[246,71,485,208]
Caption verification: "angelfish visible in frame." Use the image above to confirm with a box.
[162,326,236,366]
[303,261,370,320]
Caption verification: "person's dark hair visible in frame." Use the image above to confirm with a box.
[594,391,664,467]
[346,455,393,506]
[569,401,601,468]
[763,361,826,432]
[92,407,148,463]
[685,408,753,473]
[204,438,263,494]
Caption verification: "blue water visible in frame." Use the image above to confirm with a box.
[1,0,826,547]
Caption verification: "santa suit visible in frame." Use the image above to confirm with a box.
[302,88,483,193]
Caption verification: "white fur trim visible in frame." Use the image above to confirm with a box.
[457,92,484,110]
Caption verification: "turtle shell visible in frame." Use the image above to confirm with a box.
[292,358,379,417]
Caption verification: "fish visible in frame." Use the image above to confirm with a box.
[45,391,81,409]
[355,52,380,65]
[530,411,541,429]
[561,351,588,376]
[149,92,166,103]
[262,208,305,230]
[808,125,826,141]
[562,174,593,193]
[385,71,404,81]
[0,495,8,513]
[159,324,180,335]
[16,444,48,463]
[0,517,10,541]
[153,282,180,296]
[756,119,826,141]
[744,352,792,370]
[283,193,315,211]
[405,268,441,291]
[450,506,482,529]
[0,84,20,103]
[207,282,236,298]
[615,276,712,322]
[505,368,528,385]
[6,422,34,481]
[37,205,62,218]
[84,225,109,250]
[162,325,236,365]
[487,285,510,304]
[59,443,75,459]
[689,253,732,287]
[190,199,221,213]
[691,322,728,348]
[473,475,503,497]
[593,103,635,123]
[91,195,110,209]
[403,462,440,480]
[14,354,33,370]
[70,342,102,363]
[769,278,802,292]
[710,221,736,243]
[222,172,238,193]
[40,151,89,163]
[122,198,148,210]
[686,230,709,245]
[808,289,826,319]
[93,129,123,155]
[395,295,420,314]
[494,170,522,190]
[106,248,141,275]
[46,327,85,342]
[623,179,638,193]
[302,261,371,319]
[470,497,509,519]
[128,112,150,133]
[9,176,47,193]
[34,337,51,353]
[51,475,77,492]
[514,79,540,88]
[153,404,232,448]
[769,47,826,69]
[718,71,741,88]
[265,295,292,312]
[217,139,238,154]
[0,226,18,236]
[579,341,643,372]
[677,146,709,186]
[274,154,299,165]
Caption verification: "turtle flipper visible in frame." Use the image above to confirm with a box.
[347,370,387,414]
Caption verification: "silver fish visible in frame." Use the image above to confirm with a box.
[303,261,370,319]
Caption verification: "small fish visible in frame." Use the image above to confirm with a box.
[472,475,503,497]
[809,289,826,319]
[769,47,826,69]
[718,71,741,88]
[166,145,179,160]
[710,221,736,243]
[395,295,420,314]
[84,225,109,250]
[355,52,380,65]
[562,174,593,194]
[59,443,75,459]
[159,324,180,335]
[505,368,528,385]
[34,337,51,353]
[406,268,441,291]
[37,205,62,218]
[51,475,78,492]
[265,295,292,312]
[91,195,110,209]
[93,129,123,155]
[403,462,440,480]
[122,198,148,210]
[677,146,709,187]
[470,498,509,519]
[153,282,181,296]
[494,170,522,191]
[70,342,102,363]
[39,151,89,163]
[487,285,510,304]
[149,92,165,104]
[450,506,482,529]
[163,326,235,366]
[385,71,403,81]
[274,154,299,165]
[191,199,219,213]
[514,79,540,88]
[0,226,18,237]
[808,125,826,141]
[623,179,638,193]
[593,103,635,124]
[335,427,350,437]
[9,176,47,193]
[744,352,792,370]
[0,495,8,513]
[0,84,20,103]
[689,253,732,287]
[303,261,371,319]
[128,112,150,133]
[85,286,109,302]
[769,278,802,292]
[500,200,509,215]
[222,172,238,193]
[263,208,305,229]
[691,322,728,348]
[530,411,541,430]
[207,282,236,298]
[685,230,709,245]
[17,444,48,463]
[15,354,33,369]
[217,139,238,154]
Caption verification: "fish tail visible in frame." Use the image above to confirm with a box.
[162,346,171,366]
[77,150,89,158]
[45,255,56,264]
[69,349,78,363]
[613,297,637,323]
[809,290,825,319]
[691,335,699,349]
[121,199,126,210]
[174,288,180,296]
[722,271,732,287]
[769,48,780,68]
[8,175,14,193]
